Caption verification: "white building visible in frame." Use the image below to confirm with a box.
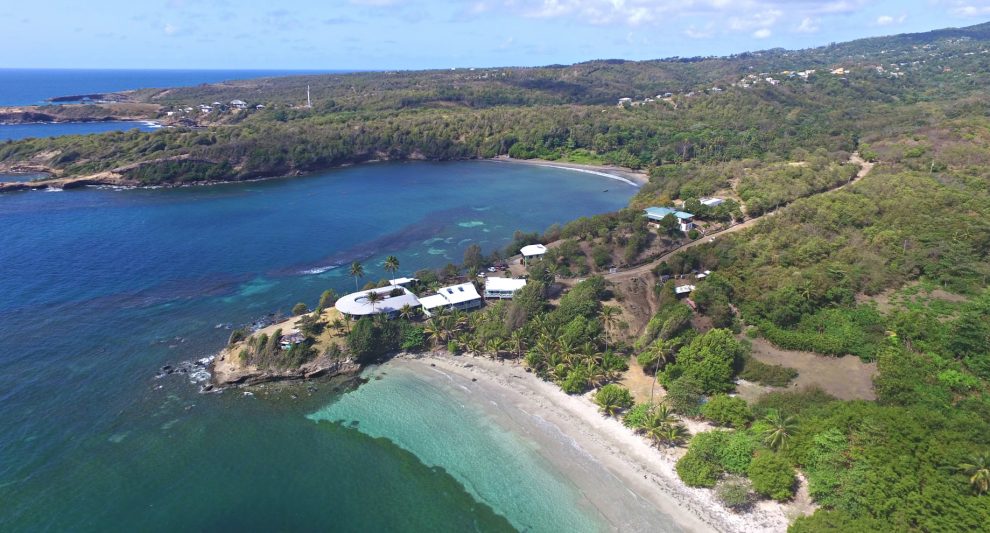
[230,99,248,109]
[700,197,725,207]
[334,286,421,318]
[484,277,527,299]
[419,282,482,316]
[388,277,418,288]
[675,285,696,297]
[520,244,547,263]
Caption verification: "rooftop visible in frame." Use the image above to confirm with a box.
[334,286,421,316]
[520,244,547,257]
[645,207,694,220]
[485,277,527,292]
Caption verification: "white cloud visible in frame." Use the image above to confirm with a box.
[163,23,179,35]
[932,1,990,17]
[753,28,772,39]
[876,14,906,26]
[796,17,820,33]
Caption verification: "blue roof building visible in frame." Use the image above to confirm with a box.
[644,207,695,232]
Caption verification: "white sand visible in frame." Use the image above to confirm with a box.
[390,352,792,533]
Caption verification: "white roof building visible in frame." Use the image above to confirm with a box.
[420,282,482,316]
[675,285,696,296]
[334,286,421,318]
[388,277,418,287]
[700,197,725,207]
[520,244,547,258]
[484,277,527,299]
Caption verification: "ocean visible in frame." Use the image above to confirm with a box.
[0,160,641,531]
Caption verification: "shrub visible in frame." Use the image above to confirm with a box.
[687,429,757,475]
[666,375,705,417]
[676,450,720,488]
[716,477,754,511]
[687,229,700,240]
[292,302,309,315]
[666,328,746,394]
[400,324,426,352]
[748,451,796,501]
[702,395,754,428]
[561,366,591,394]
[623,402,652,430]
[447,340,460,354]
[738,355,798,387]
[594,384,634,416]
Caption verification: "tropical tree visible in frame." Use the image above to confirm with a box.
[762,409,799,451]
[509,329,526,358]
[365,290,384,314]
[350,261,365,291]
[594,384,633,416]
[598,305,620,352]
[331,318,346,335]
[958,453,990,495]
[399,303,416,321]
[384,255,400,281]
[424,316,444,349]
[485,337,506,360]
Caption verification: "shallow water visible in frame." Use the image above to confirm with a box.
[0,161,635,531]
[0,120,158,141]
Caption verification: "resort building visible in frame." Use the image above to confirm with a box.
[520,244,547,263]
[484,277,527,299]
[645,207,695,232]
[388,277,418,288]
[334,286,422,319]
[419,282,483,316]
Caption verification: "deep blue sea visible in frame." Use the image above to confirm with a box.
[0,160,645,531]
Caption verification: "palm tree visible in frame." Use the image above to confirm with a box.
[384,255,400,282]
[330,318,346,335]
[398,303,416,321]
[658,424,689,447]
[424,317,444,349]
[762,409,799,451]
[958,453,990,495]
[350,261,365,291]
[509,330,526,359]
[485,338,506,361]
[598,305,620,352]
[646,339,676,403]
[365,290,384,314]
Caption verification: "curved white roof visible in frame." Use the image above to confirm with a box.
[335,286,421,316]
[520,244,547,257]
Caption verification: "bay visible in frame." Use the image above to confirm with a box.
[0,161,635,531]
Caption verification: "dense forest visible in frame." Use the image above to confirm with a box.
[5,21,990,532]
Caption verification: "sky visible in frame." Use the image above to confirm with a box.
[4,1,990,70]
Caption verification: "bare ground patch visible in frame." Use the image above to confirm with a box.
[747,337,877,401]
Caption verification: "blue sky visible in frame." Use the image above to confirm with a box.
[5,1,990,69]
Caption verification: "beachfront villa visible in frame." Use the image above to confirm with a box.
[334,286,422,319]
[419,282,483,316]
[484,277,527,299]
[520,244,547,263]
[645,207,695,232]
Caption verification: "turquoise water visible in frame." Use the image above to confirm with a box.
[0,161,635,531]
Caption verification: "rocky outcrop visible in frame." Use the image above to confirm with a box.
[209,349,361,389]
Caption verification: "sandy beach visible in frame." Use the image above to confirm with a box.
[490,156,650,186]
[386,352,793,533]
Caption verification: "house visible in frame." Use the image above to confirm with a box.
[520,244,547,263]
[618,97,633,106]
[675,285,696,297]
[388,277,418,288]
[334,286,421,319]
[484,277,527,299]
[699,197,725,207]
[419,282,482,316]
[279,330,305,350]
[644,207,695,232]
[230,99,248,109]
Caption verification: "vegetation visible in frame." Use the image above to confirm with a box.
[594,384,633,416]
[748,450,796,501]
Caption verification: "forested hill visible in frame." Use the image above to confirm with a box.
[124,20,990,110]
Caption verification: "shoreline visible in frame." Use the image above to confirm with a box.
[387,352,792,533]
[0,155,648,193]
[490,155,649,186]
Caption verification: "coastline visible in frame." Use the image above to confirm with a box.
[490,155,649,186]
[386,352,793,533]
[0,155,649,193]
